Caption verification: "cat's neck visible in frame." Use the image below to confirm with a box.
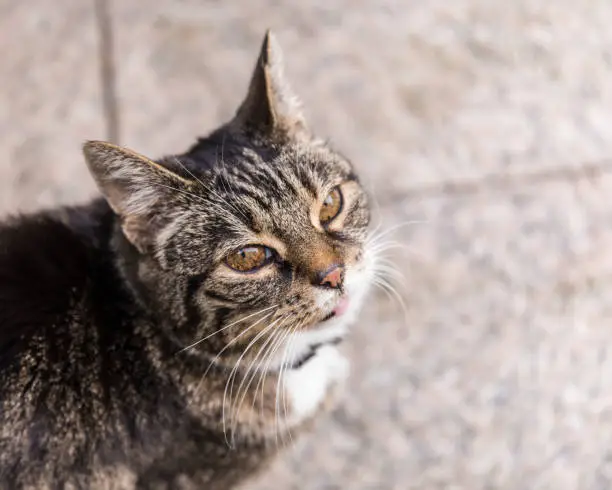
[110,218,206,356]
[111,223,153,312]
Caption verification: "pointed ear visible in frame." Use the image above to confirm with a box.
[232,30,309,140]
[83,140,192,253]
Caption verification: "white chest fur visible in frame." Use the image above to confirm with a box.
[283,345,349,425]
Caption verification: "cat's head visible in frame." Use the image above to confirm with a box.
[84,31,374,368]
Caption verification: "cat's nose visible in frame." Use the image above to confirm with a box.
[314,264,345,290]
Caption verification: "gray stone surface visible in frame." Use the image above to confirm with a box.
[109,0,612,197]
[252,176,612,489]
[0,0,102,214]
[4,0,612,488]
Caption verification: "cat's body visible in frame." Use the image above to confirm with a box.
[0,200,268,489]
[0,32,372,489]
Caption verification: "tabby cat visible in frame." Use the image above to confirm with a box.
[0,31,373,489]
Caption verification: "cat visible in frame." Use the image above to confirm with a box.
[0,30,374,489]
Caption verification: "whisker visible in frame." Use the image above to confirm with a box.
[365,222,383,243]
[152,180,246,230]
[274,325,296,449]
[213,147,252,224]
[278,317,310,449]
[250,327,284,423]
[253,320,292,432]
[368,241,423,258]
[230,316,289,436]
[169,156,209,190]
[224,317,283,447]
[371,264,408,289]
[373,277,410,326]
[366,239,429,268]
[366,220,428,246]
[171,155,251,224]
[368,240,410,252]
[151,181,208,204]
[191,310,275,420]
[178,305,277,353]
[280,322,303,446]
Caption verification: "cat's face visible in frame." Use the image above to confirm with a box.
[84,32,373,368]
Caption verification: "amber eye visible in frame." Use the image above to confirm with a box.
[226,246,274,272]
[319,186,343,225]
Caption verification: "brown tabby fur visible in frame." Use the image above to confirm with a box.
[0,31,372,489]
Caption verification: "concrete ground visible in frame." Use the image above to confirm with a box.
[3,0,612,488]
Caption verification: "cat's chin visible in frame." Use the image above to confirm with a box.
[285,336,343,370]
[263,320,349,372]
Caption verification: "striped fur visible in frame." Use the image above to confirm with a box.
[0,31,373,489]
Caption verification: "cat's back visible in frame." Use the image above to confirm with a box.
[0,200,129,486]
[0,200,113,367]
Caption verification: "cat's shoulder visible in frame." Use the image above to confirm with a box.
[0,199,113,360]
[0,198,112,284]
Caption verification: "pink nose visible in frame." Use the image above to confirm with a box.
[316,264,344,290]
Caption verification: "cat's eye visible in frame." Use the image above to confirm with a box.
[225,245,275,272]
[319,186,343,225]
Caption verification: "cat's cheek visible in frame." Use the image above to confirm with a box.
[282,345,349,425]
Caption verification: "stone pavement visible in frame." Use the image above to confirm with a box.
[3,0,612,488]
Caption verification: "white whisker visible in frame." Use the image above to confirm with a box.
[250,327,284,421]
[371,263,408,289]
[152,180,246,231]
[231,316,289,436]
[373,277,409,326]
[171,155,251,224]
[191,310,275,420]
[224,316,284,447]
[179,305,277,353]
[280,322,303,446]
[253,321,292,430]
[273,325,296,449]
[366,220,428,246]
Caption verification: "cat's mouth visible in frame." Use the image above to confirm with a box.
[320,311,335,322]
[287,297,351,369]
[320,296,350,323]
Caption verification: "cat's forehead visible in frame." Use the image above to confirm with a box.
[196,144,354,240]
[212,144,351,201]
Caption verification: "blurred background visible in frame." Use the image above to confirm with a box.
[3,0,612,488]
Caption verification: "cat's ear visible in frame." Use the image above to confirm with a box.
[232,30,309,140]
[83,141,191,253]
